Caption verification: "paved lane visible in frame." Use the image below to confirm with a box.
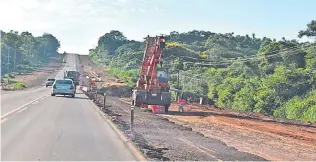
[1,54,72,116]
[1,54,139,161]
[1,54,79,116]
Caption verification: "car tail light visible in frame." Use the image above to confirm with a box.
[70,85,74,90]
[53,84,56,89]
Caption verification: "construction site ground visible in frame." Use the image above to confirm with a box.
[78,55,316,161]
[1,55,64,91]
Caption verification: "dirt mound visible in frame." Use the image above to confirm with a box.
[98,85,132,97]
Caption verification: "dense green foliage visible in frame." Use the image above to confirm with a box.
[90,20,316,122]
[1,30,60,75]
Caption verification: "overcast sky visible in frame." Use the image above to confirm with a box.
[0,0,315,54]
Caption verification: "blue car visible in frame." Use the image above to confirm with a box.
[51,79,76,98]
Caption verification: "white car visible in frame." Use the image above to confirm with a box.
[51,79,76,98]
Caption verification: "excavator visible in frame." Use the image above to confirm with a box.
[131,35,171,113]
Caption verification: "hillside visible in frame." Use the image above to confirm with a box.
[88,20,316,122]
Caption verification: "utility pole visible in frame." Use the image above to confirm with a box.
[177,56,180,88]
[21,52,23,65]
[176,56,180,101]
[14,49,16,70]
[37,46,40,66]
[7,47,10,73]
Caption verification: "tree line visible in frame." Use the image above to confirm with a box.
[1,30,60,75]
[89,20,316,122]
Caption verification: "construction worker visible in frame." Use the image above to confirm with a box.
[178,103,184,112]
[89,78,95,89]
[178,99,185,112]
[158,74,163,81]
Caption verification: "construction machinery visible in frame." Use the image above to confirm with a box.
[131,35,171,113]
[64,70,80,86]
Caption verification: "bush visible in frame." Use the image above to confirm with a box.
[12,82,27,89]
[274,91,316,122]
[3,73,14,79]
[107,68,138,88]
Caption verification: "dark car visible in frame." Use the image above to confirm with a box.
[46,78,56,87]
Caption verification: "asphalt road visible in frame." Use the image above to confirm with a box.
[1,54,139,161]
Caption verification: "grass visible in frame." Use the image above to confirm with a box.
[12,82,27,89]
[107,68,138,88]
[1,80,27,91]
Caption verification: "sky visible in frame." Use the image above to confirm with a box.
[0,0,315,54]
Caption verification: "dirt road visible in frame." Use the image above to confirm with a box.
[79,54,316,161]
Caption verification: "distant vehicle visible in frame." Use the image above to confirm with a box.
[51,79,76,98]
[64,70,80,79]
[68,78,79,91]
[45,78,55,87]
[63,59,66,63]
[64,70,80,88]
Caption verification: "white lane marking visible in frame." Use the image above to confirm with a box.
[17,107,28,113]
[1,96,46,119]
[32,101,39,104]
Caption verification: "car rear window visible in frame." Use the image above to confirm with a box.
[55,80,73,84]
[47,79,55,81]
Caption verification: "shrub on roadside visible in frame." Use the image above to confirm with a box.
[12,82,27,89]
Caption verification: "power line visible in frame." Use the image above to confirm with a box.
[182,47,310,67]
[181,45,308,64]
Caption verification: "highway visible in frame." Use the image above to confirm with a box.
[1,54,139,161]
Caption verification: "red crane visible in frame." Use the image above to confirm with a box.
[132,35,171,113]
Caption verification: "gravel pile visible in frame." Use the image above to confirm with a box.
[85,91,266,161]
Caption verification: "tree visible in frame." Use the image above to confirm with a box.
[298,20,316,40]
[89,21,316,122]
[1,30,61,74]
[41,33,60,55]
[97,30,127,56]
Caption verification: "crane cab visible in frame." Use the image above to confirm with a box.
[157,68,168,83]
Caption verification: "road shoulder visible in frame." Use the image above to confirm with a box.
[83,91,147,161]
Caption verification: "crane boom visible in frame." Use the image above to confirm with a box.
[132,35,171,113]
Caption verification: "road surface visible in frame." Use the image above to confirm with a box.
[1,54,139,161]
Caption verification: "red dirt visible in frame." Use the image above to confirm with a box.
[158,103,316,161]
